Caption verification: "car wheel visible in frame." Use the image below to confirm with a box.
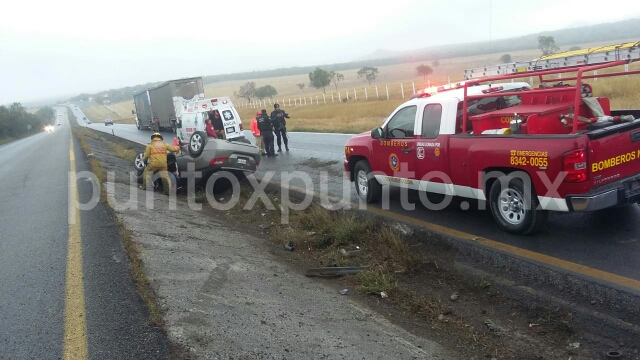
[353,160,382,203]
[188,131,207,158]
[134,153,146,172]
[489,176,547,235]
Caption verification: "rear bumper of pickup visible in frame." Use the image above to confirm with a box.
[566,174,640,211]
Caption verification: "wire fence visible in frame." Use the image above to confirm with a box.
[236,65,633,109]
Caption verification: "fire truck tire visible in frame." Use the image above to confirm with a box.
[489,176,547,235]
[354,160,382,203]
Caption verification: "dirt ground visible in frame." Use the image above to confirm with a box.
[77,131,640,360]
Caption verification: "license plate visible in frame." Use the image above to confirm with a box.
[226,126,235,133]
[237,158,247,165]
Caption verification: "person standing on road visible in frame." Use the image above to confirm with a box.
[270,103,290,152]
[140,132,181,194]
[210,110,225,139]
[250,111,265,155]
[153,116,160,132]
[258,109,278,157]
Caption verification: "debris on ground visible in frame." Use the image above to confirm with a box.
[450,293,459,301]
[259,224,270,230]
[340,248,362,258]
[484,320,504,334]
[305,266,369,277]
[284,241,295,251]
[568,342,580,349]
[380,292,387,298]
[340,289,349,295]
[393,223,413,236]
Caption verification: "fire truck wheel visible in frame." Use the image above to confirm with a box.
[489,176,547,235]
[354,160,381,203]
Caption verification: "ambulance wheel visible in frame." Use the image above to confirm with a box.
[489,176,547,235]
[134,153,146,172]
[188,131,207,158]
[354,160,381,203]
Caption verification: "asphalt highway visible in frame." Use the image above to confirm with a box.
[0,108,168,359]
[71,105,640,284]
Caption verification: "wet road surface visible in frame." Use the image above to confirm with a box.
[0,107,168,359]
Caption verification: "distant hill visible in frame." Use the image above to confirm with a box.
[358,18,640,61]
[66,18,640,105]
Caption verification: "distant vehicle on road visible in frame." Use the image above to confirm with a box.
[44,125,54,133]
[105,118,113,126]
[56,120,61,126]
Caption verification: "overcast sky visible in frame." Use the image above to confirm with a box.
[2,0,640,105]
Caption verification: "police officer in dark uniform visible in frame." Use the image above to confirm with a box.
[270,103,290,152]
[258,109,278,157]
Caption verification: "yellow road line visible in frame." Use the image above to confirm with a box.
[64,136,88,359]
[366,206,640,293]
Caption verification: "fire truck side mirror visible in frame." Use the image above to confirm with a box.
[371,127,383,139]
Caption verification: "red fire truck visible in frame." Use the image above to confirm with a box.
[344,42,640,235]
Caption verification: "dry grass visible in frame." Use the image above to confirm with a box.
[83,104,120,121]
[237,99,404,133]
[106,38,640,133]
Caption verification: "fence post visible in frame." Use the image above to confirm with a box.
[288,98,291,107]
[365,88,368,100]
[412,82,415,94]
[401,83,405,98]
[354,89,357,101]
[332,93,335,103]
[323,93,326,104]
[375,86,379,99]
[385,85,389,100]
[304,97,307,105]
[594,70,598,82]
[625,64,629,72]
[316,95,319,104]
[345,90,349,100]
[530,76,533,86]
[338,91,342,102]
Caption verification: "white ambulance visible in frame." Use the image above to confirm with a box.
[175,96,245,143]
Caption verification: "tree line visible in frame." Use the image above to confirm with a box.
[0,103,54,140]
[233,66,382,102]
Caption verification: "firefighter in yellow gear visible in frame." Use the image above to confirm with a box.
[140,132,181,194]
